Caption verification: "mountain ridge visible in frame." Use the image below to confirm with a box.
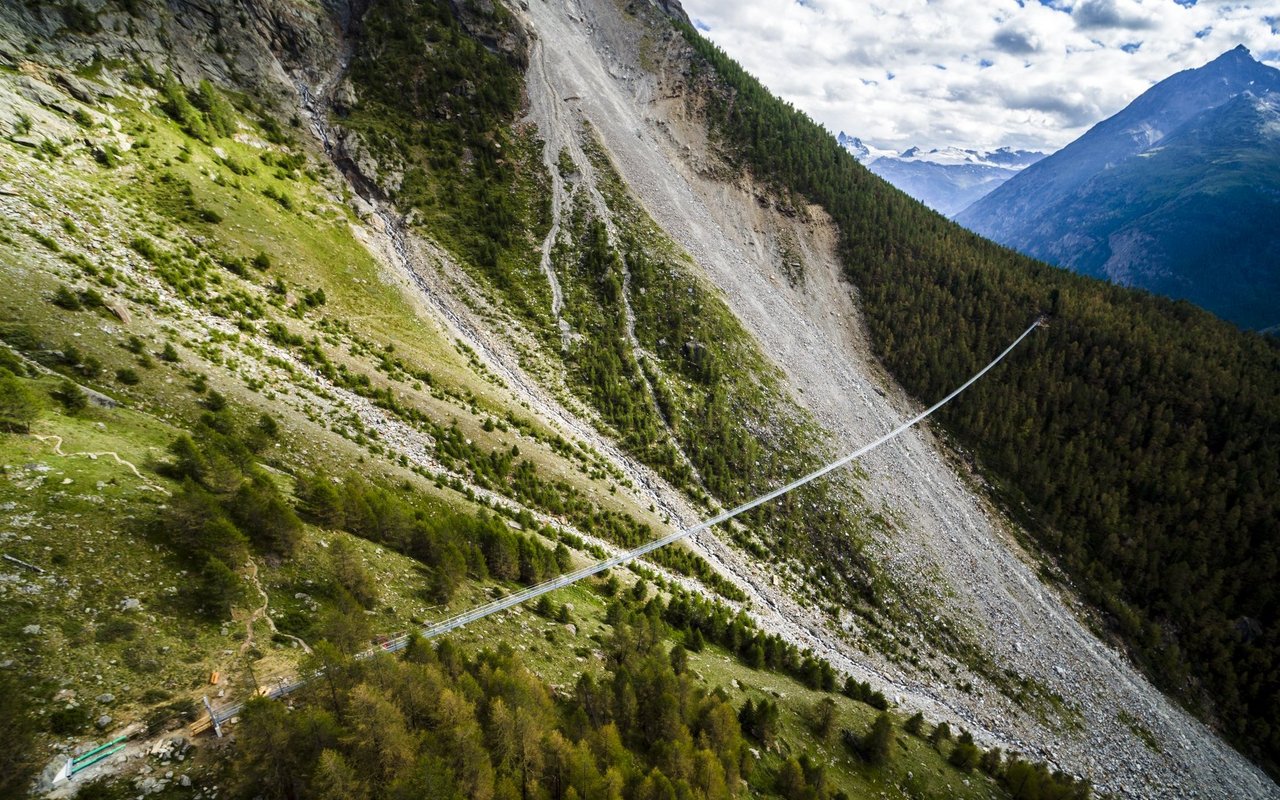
[956,46,1280,328]
[836,134,1045,216]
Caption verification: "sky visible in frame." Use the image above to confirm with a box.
[680,0,1280,154]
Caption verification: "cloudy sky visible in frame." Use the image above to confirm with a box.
[680,0,1280,154]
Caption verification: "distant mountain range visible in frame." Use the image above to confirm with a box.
[836,133,1044,217]
[955,45,1280,331]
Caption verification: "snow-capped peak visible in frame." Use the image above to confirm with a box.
[895,146,1044,168]
[836,131,896,164]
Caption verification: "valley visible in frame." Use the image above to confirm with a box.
[0,1,1277,798]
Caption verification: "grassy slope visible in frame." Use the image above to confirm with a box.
[0,52,671,772]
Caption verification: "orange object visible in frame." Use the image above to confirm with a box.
[209,671,220,685]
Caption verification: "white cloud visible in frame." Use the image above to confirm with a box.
[680,0,1280,153]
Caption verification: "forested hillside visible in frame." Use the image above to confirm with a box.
[680,25,1280,778]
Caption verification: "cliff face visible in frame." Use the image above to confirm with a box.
[0,1,1275,797]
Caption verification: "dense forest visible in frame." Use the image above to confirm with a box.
[679,24,1280,777]
[213,588,1090,800]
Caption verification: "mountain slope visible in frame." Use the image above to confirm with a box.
[955,46,1280,328]
[680,24,1280,790]
[0,0,1277,798]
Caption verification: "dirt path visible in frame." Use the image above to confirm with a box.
[31,434,167,493]
[238,559,311,657]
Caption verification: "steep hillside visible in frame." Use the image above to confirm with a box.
[0,0,1276,799]
[955,46,1280,329]
[681,21,1280,788]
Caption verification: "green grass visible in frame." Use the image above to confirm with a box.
[0,65,757,762]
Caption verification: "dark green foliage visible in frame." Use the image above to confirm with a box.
[0,673,38,797]
[152,406,301,613]
[157,72,210,142]
[201,557,244,617]
[160,342,180,363]
[841,676,888,710]
[664,588,842,692]
[929,721,952,750]
[94,617,139,643]
[904,711,925,736]
[115,367,140,385]
[685,627,704,652]
[51,377,87,412]
[295,471,563,604]
[51,284,106,312]
[849,716,890,762]
[949,731,982,772]
[0,348,23,376]
[811,696,838,741]
[262,186,293,210]
[229,472,303,555]
[230,617,751,800]
[681,23,1280,775]
[329,538,378,609]
[156,73,235,143]
[203,390,227,412]
[1001,756,1092,800]
[192,80,236,138]
[51,284,82,310]
[981,746,1003,775]
[0,369,37,432]
[52,343,101,379]
[94,142,122,168]
[345,0,544,305]
[74,778,134,800]
[60,1,99,33]
[738,697,779,748]
[49,704,91,735]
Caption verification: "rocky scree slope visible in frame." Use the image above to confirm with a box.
[497,1,1278,797]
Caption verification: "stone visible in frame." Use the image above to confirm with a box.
[96,693,115,704]
[180,774,191,787]
[96,714,112,729]
[120,597,141,611]
[22,624,40,635]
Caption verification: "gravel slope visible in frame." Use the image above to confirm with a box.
[505,0,1279,796]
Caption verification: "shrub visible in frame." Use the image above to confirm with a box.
[49,705,90,735]
[904,711,925,736]
[51,285,82,310]
[50,378,87,413]
[0,371,37,432]
[950,738,982,772]
[60,1,99,34]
